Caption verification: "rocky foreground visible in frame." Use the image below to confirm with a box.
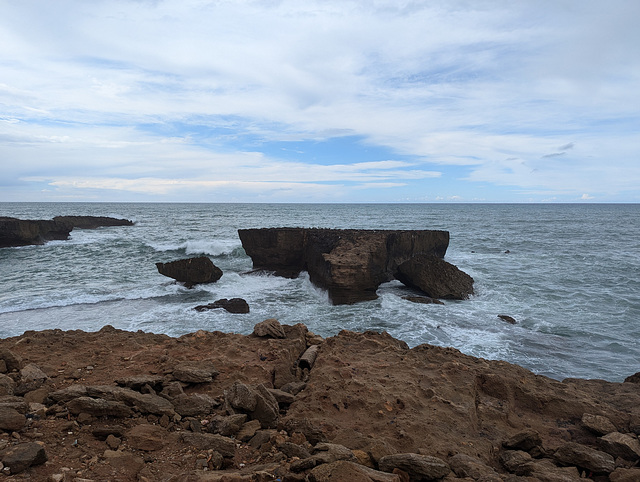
[1,321,639,481]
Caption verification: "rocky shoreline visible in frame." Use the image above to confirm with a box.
[1,322,639,481]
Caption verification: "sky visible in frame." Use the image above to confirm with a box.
[1,0,639,203]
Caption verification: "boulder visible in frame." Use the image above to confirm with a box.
[225,381,279,428]
[253,318,286,338]
[0,442,47,474]
[0,406,26,431]
[238,228,455,304]
[402,295,444,305]
[378,453,450,480]
[66,396,133,417]
[503,429,543,452]
[395,254,474,300]
[598,432,640,460]
[172,361,219,384]
[180,433,236,456]
[308,460,401,482]
[172,393,218,417]
[155,257,223,288]
[125,424,168,451]
[554,442,615,474]
[449,453,502,480]
[194,297,249,313]
[582,413,617,435]
[0,216,133,247]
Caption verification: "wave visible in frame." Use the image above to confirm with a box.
[148,239,241,257]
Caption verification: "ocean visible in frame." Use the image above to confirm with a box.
[1,202,638,382]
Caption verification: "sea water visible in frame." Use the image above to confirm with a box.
[1,202,638,382]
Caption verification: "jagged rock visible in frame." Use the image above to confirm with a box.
[0,442,47,474]
[279,441,311,459]
[402,295,444,305]
[66,396,133,417]
[500,450,535,475]
[172,393,218,417]
[225,382,279,428]
[268,388,295,405]
[395,254,474,300]
[624,372,640,383]
[85,385,175,416]
[582,413,617,435]
[598,432,640,460]
[194,297,250,313]
[226,381,258,412]
[0,374,15,396]
[238,228,453,304]
[503,429,543,452]
[125,424,168,451]
[449,453,502,480]
[180,433,236,456]
[308,460,401,482]
[208,414,248,437]
[378,453,450,480]
[253,318,286,338]
[155,257,223,288]
[610,467,640,481]
[554,442,615,474]
[530,459,582,481]
[236,419,262,442]
[0,348,22,372]
[172,361,219,383]
[0,216,133,248]
[0,406,26,431]
[115,375,165,392]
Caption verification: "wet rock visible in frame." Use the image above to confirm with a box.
[253,318,286,339]
[125,424,168,451]
[195,297,250,313]
[180,433,236,456]
[0,406,26,431]
[554,442,615,474]
[449,453,501,480]
[598,432,640,460]
[238,228,452,304]
[582,413,617,435]
[498,314,517,324]
[395,254,474,300]
[402,295,444,305]
[0,442,47,474]
[67,397,133,417]
[155,257,223,288]
[378,453,450,480]
[172,361,219,384]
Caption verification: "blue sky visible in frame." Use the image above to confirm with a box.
[1,1,639,203]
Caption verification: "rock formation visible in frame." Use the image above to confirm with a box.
[0,216,134,248]
[1,323,640,480]
[238,228,473,304]
[194,298,250,313]
[156,256,223,288]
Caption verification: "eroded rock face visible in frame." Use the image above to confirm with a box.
[238,228,468,304]
[0,216,133,248]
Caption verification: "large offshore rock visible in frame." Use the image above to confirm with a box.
[156,256,223,288]
[395,254,474,300]
[0,216,133,248]
[238,228,459,304]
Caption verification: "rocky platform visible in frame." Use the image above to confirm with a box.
[1,322,639,481]
[238,228,473,304]
[0,216,134,248]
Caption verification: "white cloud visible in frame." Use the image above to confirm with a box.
[0,0,639,201]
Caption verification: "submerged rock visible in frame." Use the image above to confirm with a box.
[195,297,249,313]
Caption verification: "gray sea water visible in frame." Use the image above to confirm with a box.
[1,202,638,382]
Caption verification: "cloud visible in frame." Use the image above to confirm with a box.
[0,1,639,202]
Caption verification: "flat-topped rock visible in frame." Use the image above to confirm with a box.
[0,216,133,248]
[239,228,472,304]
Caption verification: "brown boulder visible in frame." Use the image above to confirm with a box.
[125,424,167,451]
[395,254,474,300]
[0,442,47,474]
[156,257,223,288]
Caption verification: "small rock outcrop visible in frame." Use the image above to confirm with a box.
[156,257,223,288]
[395,254,474,300]
[194,298,249,313]
[0,216,134,248]
[238,228,472,304]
